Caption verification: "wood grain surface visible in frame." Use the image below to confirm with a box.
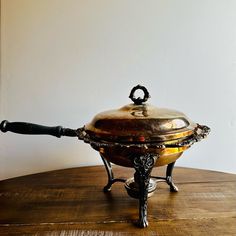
[0,165,235,235]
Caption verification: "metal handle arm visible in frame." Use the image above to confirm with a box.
[0,120,77,138]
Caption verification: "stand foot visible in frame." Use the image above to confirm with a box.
[137,207,149,228]
[150,161,178,192]
[166,161,178,192]
[133,153,157,228]
[100,154,126,192]
[103,182,112,193]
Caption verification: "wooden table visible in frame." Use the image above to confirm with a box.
[0,165,235,235]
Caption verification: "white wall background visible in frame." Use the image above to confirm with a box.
[0,0,236,180]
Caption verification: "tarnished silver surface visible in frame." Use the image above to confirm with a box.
[76,123,210,149]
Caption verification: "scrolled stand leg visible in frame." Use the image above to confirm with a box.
[166,161,178,192]
[100,154,126,192]
[133,153,157,228]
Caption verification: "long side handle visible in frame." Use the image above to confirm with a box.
[0,120,77,138]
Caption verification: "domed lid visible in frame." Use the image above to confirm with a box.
[85,85,197,143]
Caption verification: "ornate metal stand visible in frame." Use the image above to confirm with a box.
[100,154,178,228]
[100,154,126,192]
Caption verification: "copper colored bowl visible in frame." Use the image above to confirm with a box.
[76,85,209,168]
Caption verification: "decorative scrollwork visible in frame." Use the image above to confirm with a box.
[132,154,158,228]
[133,154,156,175]
[166,124,211,148]
[76,123,210,151]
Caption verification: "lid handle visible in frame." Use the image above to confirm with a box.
[129,85,150,105]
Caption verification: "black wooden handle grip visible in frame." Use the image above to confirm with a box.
[0,120,77,138]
